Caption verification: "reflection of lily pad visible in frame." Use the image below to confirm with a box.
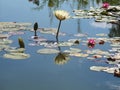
[37,48,60,54]
[3,53,30,59]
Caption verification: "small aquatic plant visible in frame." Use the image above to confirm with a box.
[18,37,25,48]
[54,10,70,38]
[34,22,38,38]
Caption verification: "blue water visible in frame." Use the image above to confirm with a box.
[0,0,120,90]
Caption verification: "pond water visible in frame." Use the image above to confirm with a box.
[0,0,120,90]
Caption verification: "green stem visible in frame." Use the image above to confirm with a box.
[56,20,62,39]
[34,30,37,36]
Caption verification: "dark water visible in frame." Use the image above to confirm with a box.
[0,0,120,90]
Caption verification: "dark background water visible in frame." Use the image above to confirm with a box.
[0,0,120,90]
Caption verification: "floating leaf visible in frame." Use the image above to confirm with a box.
[0,34,10,39]
[0,45,9,51]
[37,48,60,54]
[58,41,74,47]
[64,48,81,53]
[8,31,24,35]
[39,28,57,34]
[0,39,13,45]
[4,47,25,53]
[74,33,87,37]
[96,33,107,36]
[3,53,30,59]
[69,53,89,57]
[0,22,32,32]
[90,66,109,72]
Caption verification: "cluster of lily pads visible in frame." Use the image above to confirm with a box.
[72,5,120,23]
[1,3,120,77]
[0,22,31,59]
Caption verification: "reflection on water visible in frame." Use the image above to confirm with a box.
[28,0,39,6]
[1,0,120,90]
[108,21,120,37]
[28,0,120,36]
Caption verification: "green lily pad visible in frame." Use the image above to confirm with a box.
[58,42,74,47]
[0,34,10,39]
[90,66,109,72]
[69,53,89,57]
[64,48,81,53]
[0,39,13,45]
[4,47,25,53]
[39,28,57,34]
[37,48,60,54]
[3,53,30,59]
[0,22,32,32]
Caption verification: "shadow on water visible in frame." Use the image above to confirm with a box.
[108,21,120,37]
[55,36,70,65]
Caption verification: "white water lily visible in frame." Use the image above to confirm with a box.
[54,10,70,38]
[54,10,70,21]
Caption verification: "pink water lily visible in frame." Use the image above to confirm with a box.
[102,2,109,9]
[88,39,95,48]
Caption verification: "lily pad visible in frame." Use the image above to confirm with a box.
[64,47,82,53]
[8,31,24,35]
[90,66,119,74]
[58,41,74,47]
[0,39,13,45]
[39,28,57,34]
[37,48,60,54]
[0,22,32,32]
[90,66,109,72]
[0,34,10,39]
[3,53,30,59]
[4,47,25,53]
[69,53,89,57]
